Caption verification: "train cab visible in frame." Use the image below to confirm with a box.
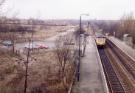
[95,34,106,47]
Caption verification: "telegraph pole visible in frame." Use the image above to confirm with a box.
[77,15,81,81]
[24,39,30,93]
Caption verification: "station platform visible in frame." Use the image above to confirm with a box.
[108,36,135,60]
[72,36,109,93]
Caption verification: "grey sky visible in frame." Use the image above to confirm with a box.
[2,0,135,20]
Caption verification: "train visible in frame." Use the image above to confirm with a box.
[95,34,106,47]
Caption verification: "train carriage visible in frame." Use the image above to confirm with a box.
[95,34,106,47]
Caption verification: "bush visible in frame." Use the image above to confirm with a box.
[0,87,16,93]
[5,65,17,74]
[0,73,5,80]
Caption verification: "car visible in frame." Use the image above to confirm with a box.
[64,42,75,45]
[2,41,13,46]
[36,44,49,49]
[24,43,37,49]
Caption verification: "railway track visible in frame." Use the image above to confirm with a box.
[107,40,135,80]
[98,48,125,93]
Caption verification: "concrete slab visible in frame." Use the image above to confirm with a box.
[108,36,135,60]
[72,36,109,93]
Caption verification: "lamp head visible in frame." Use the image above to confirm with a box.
[81,14,89,16]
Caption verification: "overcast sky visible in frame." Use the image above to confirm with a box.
[2,0,135,20]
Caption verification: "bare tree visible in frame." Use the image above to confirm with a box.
[8,22,18,53]
[24,39,31,93]
[116,13,135,39]
[0,0,6,36]
[54,34,76,90]
[0,0,5,6]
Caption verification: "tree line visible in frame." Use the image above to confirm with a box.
[95,13,135,44]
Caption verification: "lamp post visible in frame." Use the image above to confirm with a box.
[77,14,89,81]
[79,14,89,57]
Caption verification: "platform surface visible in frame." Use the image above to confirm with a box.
[72,36,108,93]
[108,36,135,60]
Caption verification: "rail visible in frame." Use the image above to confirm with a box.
[98,48,125,93]
[107,40,135,79]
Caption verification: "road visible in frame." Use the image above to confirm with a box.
[15,28,76,51]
